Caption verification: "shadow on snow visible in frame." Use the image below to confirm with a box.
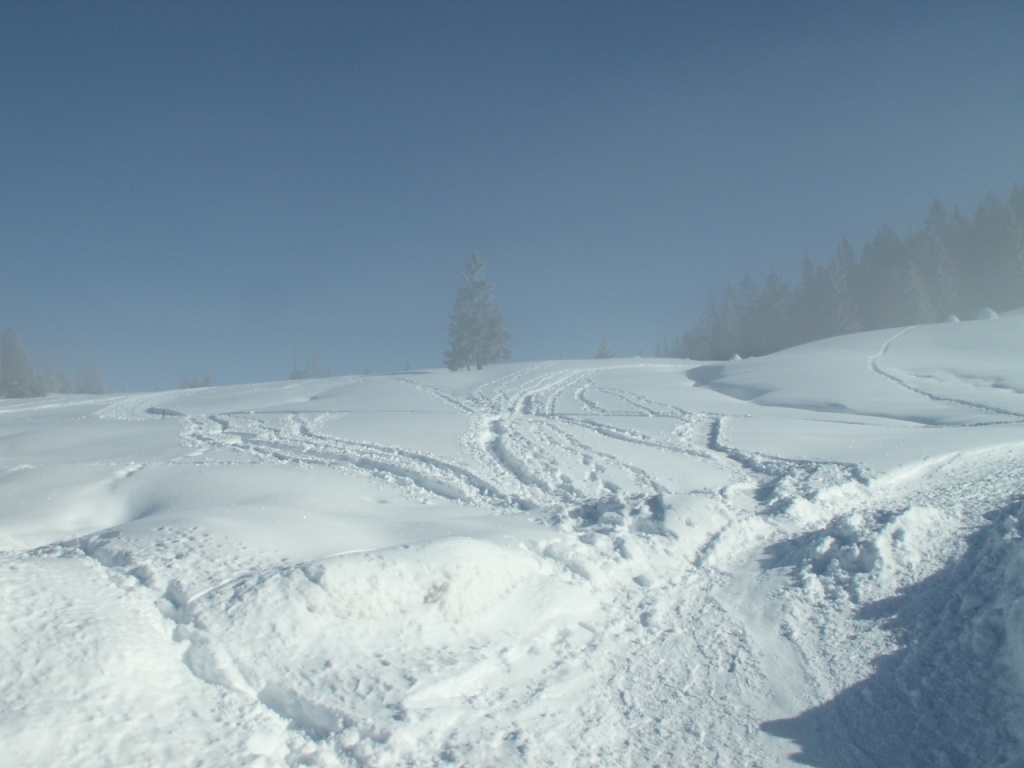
[761,499,1024,768]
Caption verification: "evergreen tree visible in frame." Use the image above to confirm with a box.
[0,328,44,398]
[972,193,1024,311]
[824,238,860,335]
[595,338,615,359]
[927,202,975,314]
[916,208,960,318]
[795,256,826,346]
[906,229,955,320]
[679,292,719,359]
[291,348,330,379]
[1009,185,1024,224]
[40,366,72,395]
[854,224,906,329]
[753,269,793,356]
[180,371,213,389]
[445,253,511,371]
[74,363,106,395]
[717,286,742,358]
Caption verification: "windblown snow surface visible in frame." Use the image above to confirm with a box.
[3,315,1024,767]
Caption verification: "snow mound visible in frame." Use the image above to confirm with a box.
[302,538,541,622]
[791,504,961,603]
[167,536,601,765]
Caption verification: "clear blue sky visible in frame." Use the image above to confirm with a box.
[3,1,1022,390]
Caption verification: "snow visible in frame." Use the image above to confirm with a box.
[3,314,1024,766]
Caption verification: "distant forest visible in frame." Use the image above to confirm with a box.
[0,328,106,398]
[660,186,1024,360]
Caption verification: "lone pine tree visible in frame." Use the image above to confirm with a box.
[445,253,511,371]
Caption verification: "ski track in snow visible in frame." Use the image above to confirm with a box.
[182,411,528,511]
[4,338,1024,766]
[870,326,1024,422]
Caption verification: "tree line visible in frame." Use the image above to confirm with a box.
[661,186,1024,360]
[0,328,106,397]
[0,330,220,397]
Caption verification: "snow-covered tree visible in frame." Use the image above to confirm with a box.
[445,253,511,371]
[595,338,615,359]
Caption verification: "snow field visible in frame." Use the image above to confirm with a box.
[2,315,1024,765]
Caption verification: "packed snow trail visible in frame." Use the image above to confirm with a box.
[2,316,1024,766]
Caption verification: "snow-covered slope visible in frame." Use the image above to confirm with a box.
[3,316,1023,767]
